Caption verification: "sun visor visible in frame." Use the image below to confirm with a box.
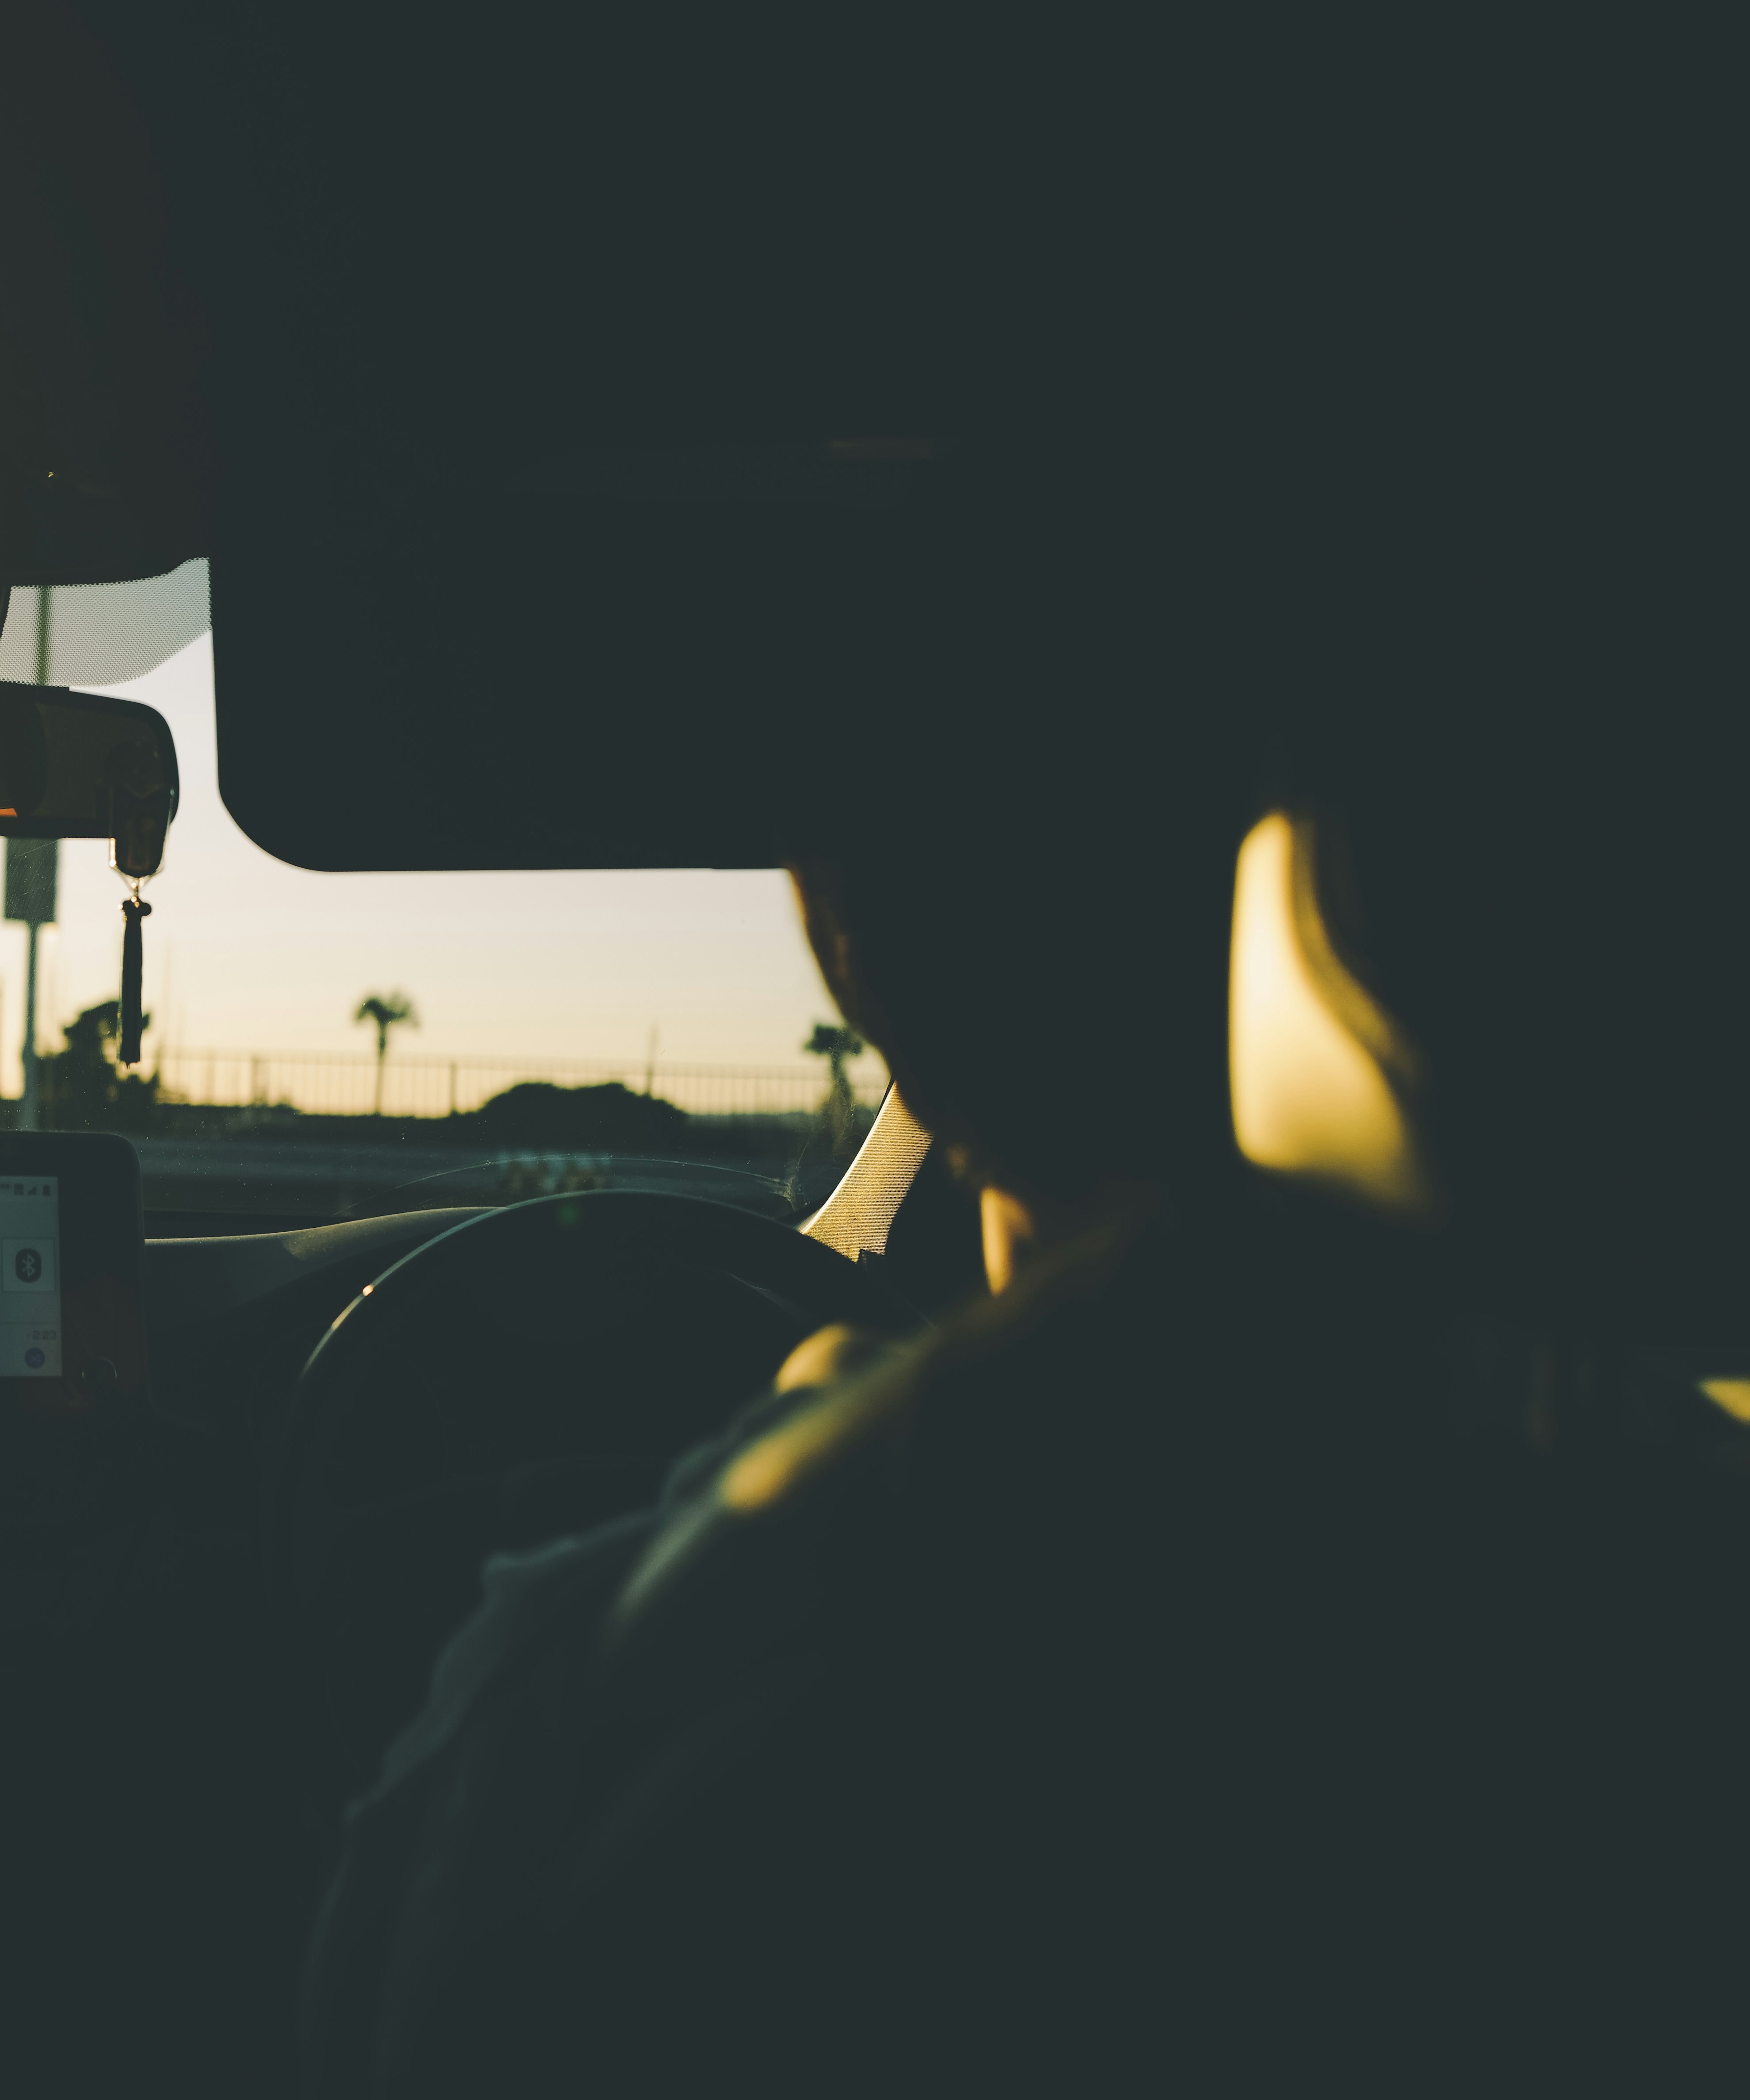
[211,443,933,872]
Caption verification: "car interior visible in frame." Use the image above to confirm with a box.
[4,10,1744,2095]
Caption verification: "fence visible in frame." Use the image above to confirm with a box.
[150,1048,890,1120]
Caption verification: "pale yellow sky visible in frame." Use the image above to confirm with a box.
[0,632,883,1101]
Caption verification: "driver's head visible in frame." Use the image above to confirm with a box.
[788,446,1255,1207]
[1286,689,1750,1321]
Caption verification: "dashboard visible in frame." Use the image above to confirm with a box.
[0,1096,974,1772]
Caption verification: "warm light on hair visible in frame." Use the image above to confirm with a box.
[1699,1378,1750,1425]
[1229,811,1431,1214]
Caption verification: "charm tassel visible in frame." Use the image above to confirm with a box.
[119,893,151,1065]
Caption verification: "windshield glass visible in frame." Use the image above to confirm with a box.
[0,573,887,1235]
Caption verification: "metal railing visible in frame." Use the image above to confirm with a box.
[149,1048,890,1120]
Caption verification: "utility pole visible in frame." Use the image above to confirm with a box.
[644,1024,659,1096]
[5,592,57,1129]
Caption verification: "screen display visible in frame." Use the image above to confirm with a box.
[0,1175,61,1376]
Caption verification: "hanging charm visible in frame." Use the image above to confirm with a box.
[119,883,152,1066]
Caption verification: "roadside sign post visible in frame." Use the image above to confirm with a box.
[6,587,58,1132]
[5,839,57,1132]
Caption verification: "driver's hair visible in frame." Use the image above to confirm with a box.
[790,446,1251,1204]
[1282,690,1750,1316]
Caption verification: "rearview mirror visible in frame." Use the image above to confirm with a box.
[0,682,179,878]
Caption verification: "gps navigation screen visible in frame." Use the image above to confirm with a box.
[0,1176,60,1376]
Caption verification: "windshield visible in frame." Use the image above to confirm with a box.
[0,572,887,1235]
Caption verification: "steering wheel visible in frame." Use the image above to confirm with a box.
[268,1190,914,1810]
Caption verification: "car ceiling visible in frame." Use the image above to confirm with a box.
[5,6,1155,869]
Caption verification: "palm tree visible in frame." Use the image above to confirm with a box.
[355,991,419,1114]
[805,1021,864,1154]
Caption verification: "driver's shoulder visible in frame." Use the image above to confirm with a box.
[301,1228,1166,2089]
[611,1216,1164,1660]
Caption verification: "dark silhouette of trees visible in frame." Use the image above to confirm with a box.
[354,992,418,1114]
[805,1021,864,1155]
[470,1081,687,1152]
[38,1000,158,1133]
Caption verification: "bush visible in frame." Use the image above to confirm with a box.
[467,1081,688,1153]
[40,1002,159,1135]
